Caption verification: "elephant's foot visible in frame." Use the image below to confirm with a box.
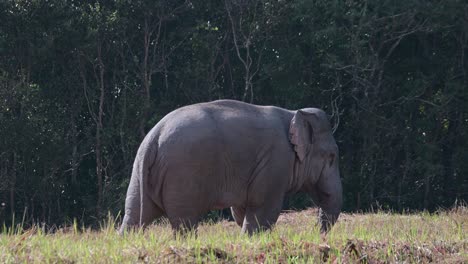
[241,206,281,235]
[170,217,199,238]
[119,213,141,235]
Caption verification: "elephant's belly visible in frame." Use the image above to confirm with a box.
[212,191,242,209]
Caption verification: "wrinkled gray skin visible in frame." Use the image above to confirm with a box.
[120,100,342,235]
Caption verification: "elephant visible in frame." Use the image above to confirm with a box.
[119,99,342,235]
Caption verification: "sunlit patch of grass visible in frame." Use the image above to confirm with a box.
[0,206,467,263]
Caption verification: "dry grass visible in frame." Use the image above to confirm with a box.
[1,207,466,263]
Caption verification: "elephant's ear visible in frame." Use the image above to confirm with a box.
[289,110,314,162]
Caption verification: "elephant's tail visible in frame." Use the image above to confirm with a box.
[138,133,160,225]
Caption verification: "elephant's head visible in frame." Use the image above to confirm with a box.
[289,109,342,233]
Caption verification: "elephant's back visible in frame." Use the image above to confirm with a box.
[153,101,288,167]
[156,103,224,150]
[157,100,292,149]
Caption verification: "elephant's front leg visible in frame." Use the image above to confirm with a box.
[241,198,283,235]
[169,216,200,238]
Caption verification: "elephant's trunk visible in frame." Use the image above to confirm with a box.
[314,165,342,233]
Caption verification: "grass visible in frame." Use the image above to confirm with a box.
[1,207,466,263]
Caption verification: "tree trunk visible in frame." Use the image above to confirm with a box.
[139,17,152,138]
[423,173,431,209]
[9,152,17,218]
[95,40,105,216]
[70,109,79,185]
[397,136,411,210]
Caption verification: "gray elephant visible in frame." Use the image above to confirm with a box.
[120,99,342,235]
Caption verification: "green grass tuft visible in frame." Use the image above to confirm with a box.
[1,207,466,263]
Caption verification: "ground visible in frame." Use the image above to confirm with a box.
[1,207,466,263]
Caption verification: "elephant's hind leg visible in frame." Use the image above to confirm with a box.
[231,206,245,227]
[141,194,164,228]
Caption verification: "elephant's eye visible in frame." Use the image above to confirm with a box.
[329,153,335,167]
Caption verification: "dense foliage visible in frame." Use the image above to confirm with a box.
[0,0,466,226]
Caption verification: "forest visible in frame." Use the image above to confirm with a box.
[0,0,467,227]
